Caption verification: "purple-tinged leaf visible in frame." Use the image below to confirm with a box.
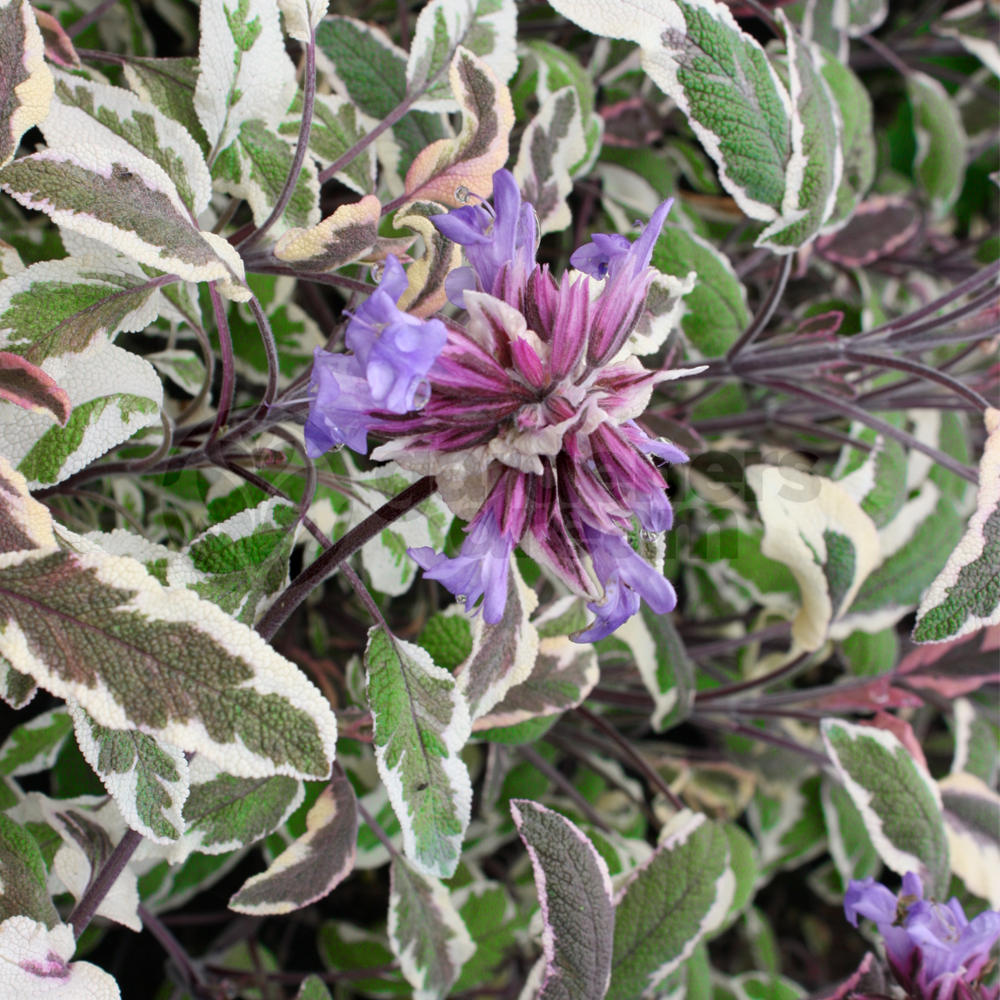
[0,454,56,555]
[28,7,80,68]
[812,952,887,1000]
[229,767,358,915]
[0,0,52,168]
[0,351,70,425]
[510,799,614,1000]
[815,195,920,267]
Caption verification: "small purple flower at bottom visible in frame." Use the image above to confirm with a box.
[845,873,1000,1000]
[576,525,677,643]
[409,508,515,624]
[303,350,374,457]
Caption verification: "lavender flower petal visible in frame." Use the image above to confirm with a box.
[304,350,374,457]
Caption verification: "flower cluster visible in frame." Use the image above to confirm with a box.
[305,169,698,640]
[845,873,1000,1000]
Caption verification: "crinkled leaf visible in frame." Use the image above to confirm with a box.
[0,344,162,489]
[820,776,880,890]
[821,718,951,898]
[0,707,71,777]
[0,351,71,425]
[418,611,473,671]
[167,496,300,626]
[0,813,58,927]
[816,194,920,267]
[456,560,539,721]
[0,447,55,556]
[388,856,476,1000]
[608,812,735,1000]
[392,199,463,318]
[907,70,968,218]
[274,195,381,273]
[230,766,357,914]
[914,407,1000,643]
[0,0,53,168]
[404,47,514,208]
[0,147,249,299]
[407,0,518,112]
[0,654,35,709]
[364,627,472,878]
[122,56,209,154]
[511,799,614,1000]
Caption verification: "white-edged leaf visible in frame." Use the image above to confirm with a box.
[907,70,969,218]
[167,496,300,626]
[67,699,189,845]
[0,522,338,780]
[607,811,735,1000]
[510,799,615,1000]
[407,0,518,112]
[146,348,205,396]
[230,766,357,914]
[45,68,213,217]
[513,85,587,235]
[0,454,56,555]
[0,343,163,489]
[278,0,328,43]
[195,0,296,155]
[0,0,54,168]
[273,195,382,273]
[0,707,71,777]
[914,407,1000,643]
[938,770,1000,908]
[748,775,827,879]
[0,917,121,997]
[456,559,539,721]
[820,776,880,890]
[388,855,476,1000]
[0,146,249,300]
[821,718,951,898]
[364,627,472,879]
[746,464,880,651]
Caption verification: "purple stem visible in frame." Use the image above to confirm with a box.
[693,714,830,766]
[244,261,378,296]
[355,800,401,858]
[241,36,317,251]
[726,255,792,359]
[695,651,810,702]
[67,828,142,938]
[247,294,280,408]
[207,281,235,447]
[66,0,119,37]
[137,905,207,991]
[517,744,614,833]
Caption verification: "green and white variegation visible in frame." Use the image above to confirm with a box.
[0,0,53,168]
[0,708,72,778]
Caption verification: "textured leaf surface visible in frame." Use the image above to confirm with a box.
[938,771,1000,908]
[0,351,71,425]
[68,700,189,844]
[834,426,907,529]
[608,812,734,1000]
[168,497,300,625]
[365,627,472,878]
[122,56,208,153]
[457,560,539,721]
[230,766,357,914]
[746,464,880,650]
[820,777,880,890]
[914,407,1000,643]
[392,200,463,318]
[0,540,338,779]
[274,195,381,273]
[0,147,248,298]
[511,799,614,1000]
[0,453,56,555]
[0,707,71,777]
[404,47,514,207]
[0,343,162,488]
[0,813,58,926]
[388,856,476,1000]
[0,0,53,168]
[822,719,950,898]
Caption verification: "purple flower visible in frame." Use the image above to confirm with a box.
[409,507,515,624]
[570,198,674,284]
[304,350,375,457]
[345,255,447,413]
[431,169,537,303]
[576,525,677,643]
[845,873,1000,1000]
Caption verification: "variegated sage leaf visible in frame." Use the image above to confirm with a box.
[511,799,615,1000]
[68,700,189,844]
[167,497,300,626]
[0,813,59,927]
[388,855,476,1000]
[364,626,472,879]
[833,425,907,529]
[0,542,338,780]
[0,455,56,555]
[608,812,735,1000]
[122,56,209,154]
[45,68,213,216]
[229,766,357,914]
[456,559,539,722]
[914,407,1000,643]
[0,146,250,299]
[907,70,968,218]
[0,707,71,777]
[0,352,71,425]
[938,771,1000,908]
[277,0,328,43]
[146,348,206,396]
[392,199,463,318]
[822,718,951,898]
[274,196,381,274]
[0,0,53,168]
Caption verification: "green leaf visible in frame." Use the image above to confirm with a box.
[451,881,522,993]
[822,718,951,898]
[364,627,473,879]
[833,427,907,529]
[230,766,357,914]
[907,70,968,217]
[651,226,748,357]
[0,540,338,780]
[418,612,473,671]
[838,627,899,676]
[0,653,37,710]
[0,0,53,169]
[146,349,206,396]
[388,856,476,1000]
[914,408,1000,643]
[607,813,734,1000]
[296,975,333,1000]
[0,812,59,927]
[0,707,72,777]
[748,774,827,877]
[457,561,539,721]
[168,497,300,626]
[68,700,189,844]
[511,799,615,1000]
[820,776,881,890]
[122,56,209,154]
[938,771,1000,909]
[317,922,409,997]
